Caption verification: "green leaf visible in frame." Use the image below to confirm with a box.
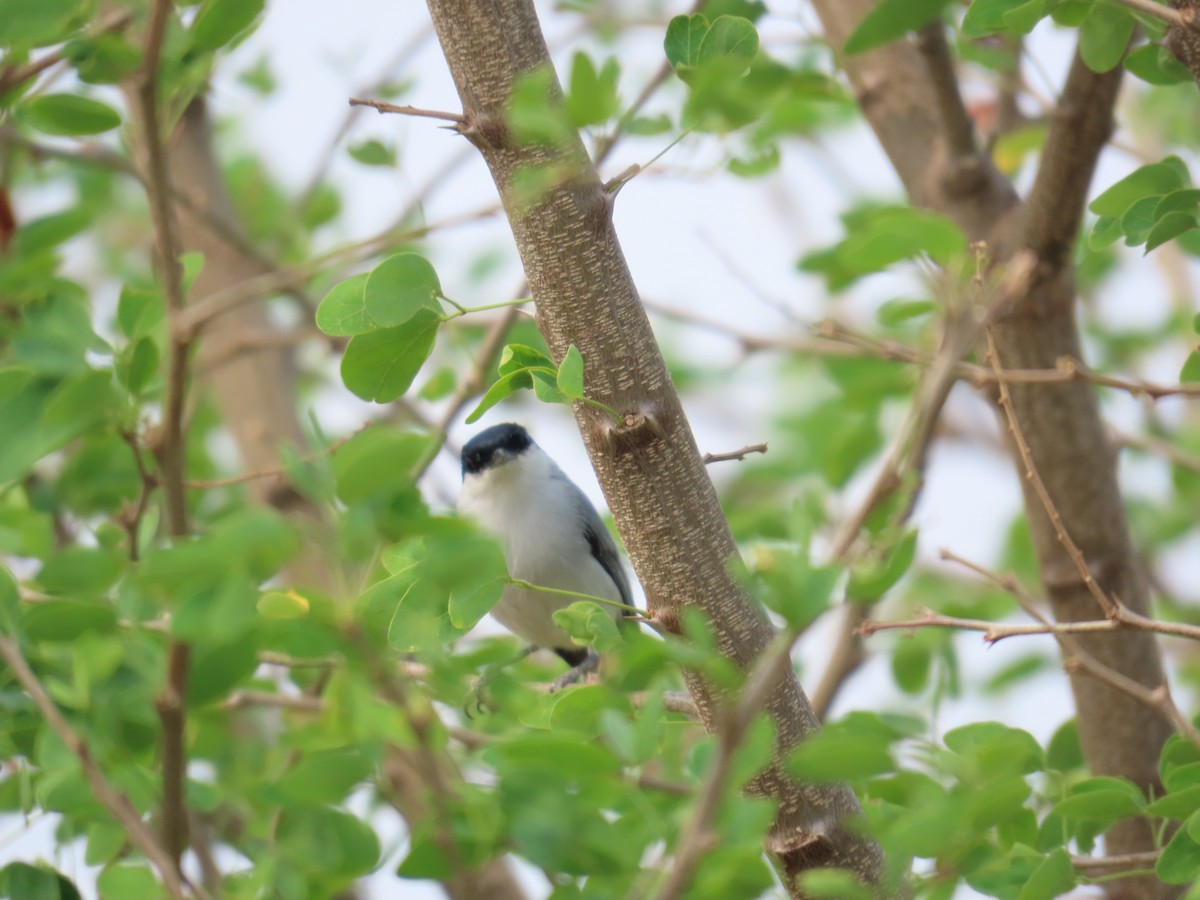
[0,863,80,900]
[347,139,397,167]
[1145,212,1198,252]
[1003,0,1051,33]
[664,14,709,69]
[1156,189,1200,218]
[1147,785,1200,819]
[13,208,91,255]
[789,731,895,781]
[189,0,265,52]
[1181,351,1200,384]
[117,285,163,339]
[95,865,158,900]
[340,311,440,402]
[22,598,118,641]
[553,601,623,652]
[36,547,123,595]
[1159,820,1200,883]
[0,0,85,47]
[1090,158,1188,217]
[332,428,433,504]
[363,253,443,328]
[548,684,632,737]
[1125,42,1194,85]
[1054,778,1145,820]
[68,34,141,84]
[557,344,585,400]
[465,370,532,424]
[566,53,620,127]
[119,336,159,394]
[843,0,952,55]
[1016,848,1075,900]
[1088,214,1124,250]
[275,746,377,806]
[0,564,18,633]
[848,528,917,601]
[797,869,873,900]
[277,806,380,878]
[696,15,759,70]
[800,206,964,290]
[1079,2,1134,73]
[961,0,1030,36]
[944,721,1044,775]
[876,298,936,327]
[22,94,121,136]
[316,273,373,337]
[188,632,259,706]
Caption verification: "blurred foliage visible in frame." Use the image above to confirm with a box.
[0,1,1199,899]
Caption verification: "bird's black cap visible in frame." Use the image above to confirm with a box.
[462,423,533,476]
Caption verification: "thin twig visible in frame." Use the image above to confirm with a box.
[299,24,435,205]
[184,422,369,490]
[118,431,158,563]
[1113,428,1200,472]
[0,8,133,95]
[0,638,196,900]
[702,443,767,465]
[222,690,324,713]
[930,549,1200,749]
[1072,850,1161,873]
[986,329,1118,616]
[348,97,466,124]
[132,0,193,871]
[1114,0,1189,29]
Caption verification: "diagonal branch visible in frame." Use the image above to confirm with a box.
[0,637,198,900]
[1024,46,1128,259]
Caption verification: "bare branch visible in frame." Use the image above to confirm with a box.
[1072,850,1161,873]
[0,8,133,95]
[348,96,466,124]
[1116,0,1189,28]
[702,443,767,465]
[129,1,195,871]
[1025,46,1126,258]
[915,23,976,159]
[986,330,1119,617]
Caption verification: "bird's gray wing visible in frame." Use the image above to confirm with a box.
[563,477,633,611]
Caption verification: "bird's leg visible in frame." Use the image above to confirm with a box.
[465,645,536,717]
[549,647,600,693]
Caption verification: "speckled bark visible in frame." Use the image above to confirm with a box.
[811,5,1173,897]
[424,0,883,891]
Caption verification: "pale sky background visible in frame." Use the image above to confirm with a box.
[3,1,1198,898]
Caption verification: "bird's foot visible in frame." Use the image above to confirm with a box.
[548,648,600,693]
[464,646,536,717]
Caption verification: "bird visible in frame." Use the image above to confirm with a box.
[458,422,632,689]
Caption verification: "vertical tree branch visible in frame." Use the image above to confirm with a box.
[809,5,1171,893]
[422,0,883,890]
[129,0,193,872]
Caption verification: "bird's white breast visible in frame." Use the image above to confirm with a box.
[458,448,623,650]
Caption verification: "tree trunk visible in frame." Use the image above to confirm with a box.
[423,0,884,891]
[809,6,1172,896]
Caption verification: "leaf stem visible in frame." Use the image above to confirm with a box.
[505,577,645,616]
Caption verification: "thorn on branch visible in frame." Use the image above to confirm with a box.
[702,443,767,465]
[348,96,466,125]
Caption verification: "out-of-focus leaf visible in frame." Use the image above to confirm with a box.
[189,0,265,52]
[844,0,952,55]
[22,94,120,136]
